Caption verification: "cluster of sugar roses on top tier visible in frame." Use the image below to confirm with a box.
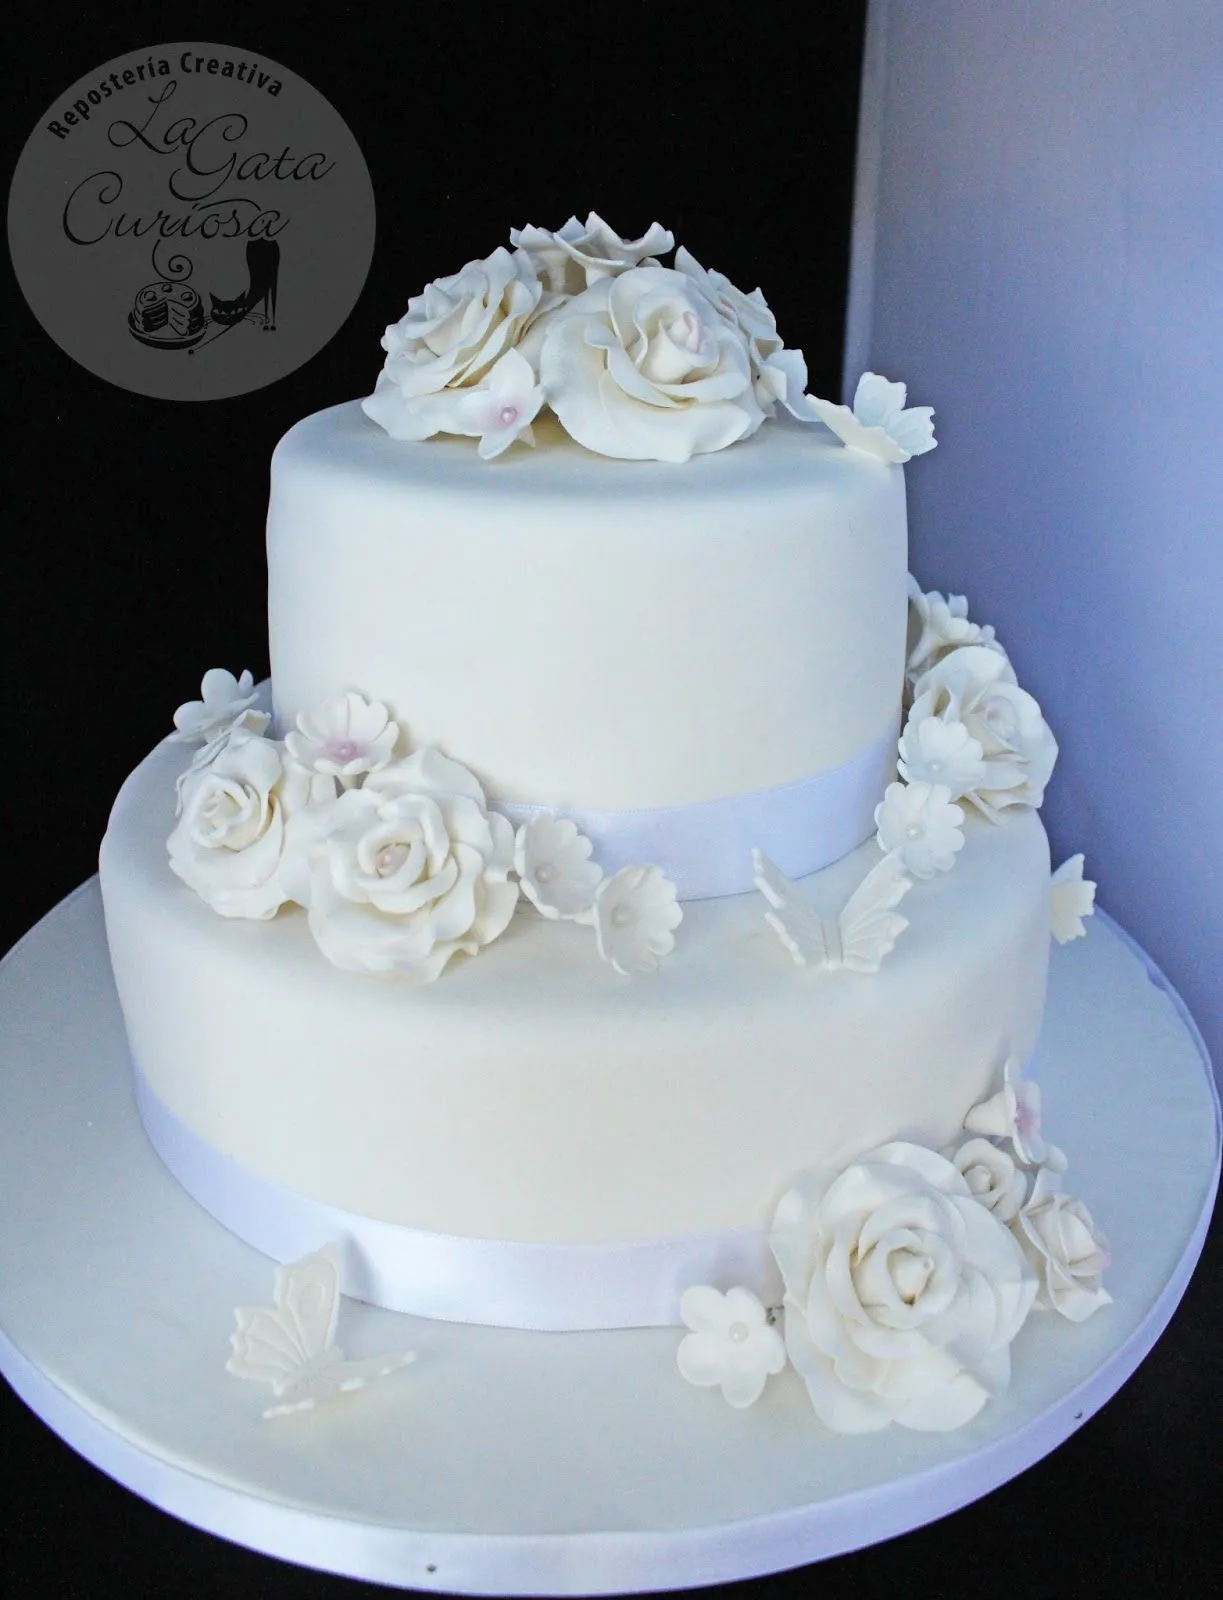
[360,213,939,464]
[165,671,681,984]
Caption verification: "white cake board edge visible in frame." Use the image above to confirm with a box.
[0,880,1217,1596]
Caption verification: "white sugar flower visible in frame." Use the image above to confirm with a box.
[964,1055,1051,1168]
[897,710,987,796]
[510,212,674,295]
[874,781,965,880]
[676,1285,786,1409]
[168,734,293,920]
[284,691,400,786]
[1051,855,1097,944]
[362,247,544,445]
[449,349,545,459]
[514,814,603,920]
[592,864,682,976]
[291,746,518,983]
[1014,1169,1112,1322]
[770,1142,1036,1434]
[174,711,272,816]
[673,246,812,419]
[171,668,261,744]
[950,1137,1028,1223]
[809,372,936,463]
[906,577,1005,683]
[539,266,764,462]
[904,646,1058,820]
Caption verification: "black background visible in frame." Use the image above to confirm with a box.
[2,2,1217,1595]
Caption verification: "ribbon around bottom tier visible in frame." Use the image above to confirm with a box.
[133,1065,781,1331]
[490,716,900,902]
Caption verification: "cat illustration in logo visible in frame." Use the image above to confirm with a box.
[210,239,280,330]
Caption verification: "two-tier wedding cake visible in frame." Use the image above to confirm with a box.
[98,215,1109,1434]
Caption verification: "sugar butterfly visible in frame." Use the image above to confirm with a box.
[226,1246,416,1419]
[752,848,913,973]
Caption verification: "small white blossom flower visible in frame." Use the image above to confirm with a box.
[1014,1168,1112,1322]
[592,864,682,976]
[171,668,261,744]
[676,1285,786,1409]
[906,577,1005,682]
[874,781,965,879]
[284,692,400,785]
[449,349,544,459]
[951,1137,1028,1222]
[513,814,603,920]
[809,372,936,463]
[897,709,987,796]
[964,1055,1050,1167]
[1051,855,1097,944]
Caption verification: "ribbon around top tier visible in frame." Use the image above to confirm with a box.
[133,1066,781,1331]
[492,717,900,901]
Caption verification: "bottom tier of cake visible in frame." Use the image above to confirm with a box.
[100,732,1053,1285]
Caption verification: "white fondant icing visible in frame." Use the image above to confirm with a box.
[101,734,1052,1246]
[266,403,908,810]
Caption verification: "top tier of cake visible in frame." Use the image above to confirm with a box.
[267,402,908,811]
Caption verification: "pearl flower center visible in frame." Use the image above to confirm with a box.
[928,759,943,774]
[496,403,520,427]
[610,903,634,928]
[905,823,924,840]
[374,842,409,877]
[330,739,361,763]
[727,1321,751,1345]
[534,861,557,886]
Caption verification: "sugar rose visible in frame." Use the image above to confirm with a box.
[770,1141,1037,1433]
[540,265,765,462]
[362,246,543,444]
[168,734,292,920]
[292,746,518,983]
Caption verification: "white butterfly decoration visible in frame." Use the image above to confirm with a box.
[226,1247,416,1419]
[752,848,913,973]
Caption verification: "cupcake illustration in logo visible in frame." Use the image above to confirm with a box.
[128,282,208,348]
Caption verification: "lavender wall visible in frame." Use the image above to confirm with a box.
[846,0,1222,1079]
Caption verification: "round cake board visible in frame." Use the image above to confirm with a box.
[0,881,1217,1596]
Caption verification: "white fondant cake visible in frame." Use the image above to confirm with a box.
[97,216,1109,1432]
[268,406,907,810]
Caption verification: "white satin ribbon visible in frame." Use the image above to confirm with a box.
[492,719,899,901]
[134,1067,780,1331]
